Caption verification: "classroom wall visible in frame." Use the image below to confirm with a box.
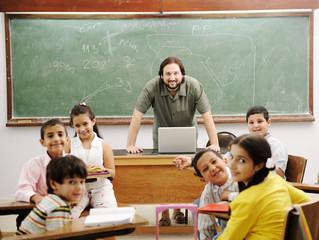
[0,10,319,199]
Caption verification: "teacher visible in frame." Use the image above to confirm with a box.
[126,56,220,226]
[126,56,220,153]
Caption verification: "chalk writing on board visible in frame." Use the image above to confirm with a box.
[145,32,255,108]
[9,17,309,119]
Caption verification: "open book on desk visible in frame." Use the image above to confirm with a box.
[84,207,136,227]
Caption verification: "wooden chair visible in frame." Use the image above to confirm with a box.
[281,199,319,240]
[285,155,307,183]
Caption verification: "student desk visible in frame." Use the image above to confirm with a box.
[112,149,207,204]
[290,182,319,194]
[0,201,148,239]
[0,201,34,216]
[1,214,148,240]
[0,172,112,216]
[197,209,230,222]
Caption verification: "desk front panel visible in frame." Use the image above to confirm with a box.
[113,150,205,204]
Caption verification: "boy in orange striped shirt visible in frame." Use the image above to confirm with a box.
[17,155,87,235]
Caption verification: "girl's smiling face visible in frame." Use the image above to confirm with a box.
[228,144,264,185]
[72,113,95,140]
[197,151,229,187]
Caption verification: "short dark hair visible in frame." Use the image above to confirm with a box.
[46,155,87,194]
[246,105,269,122]
[192,149,223,178]
[158,57,186,76]
[229,134,273,191]
[41,119,67,140]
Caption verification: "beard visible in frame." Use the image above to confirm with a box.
[161,76,185,90]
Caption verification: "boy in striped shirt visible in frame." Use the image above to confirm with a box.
[174,149,238,240]
[17,155,87,235]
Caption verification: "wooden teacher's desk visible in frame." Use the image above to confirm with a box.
[112,149,207,205]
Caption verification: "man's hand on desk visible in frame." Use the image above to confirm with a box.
[126,145,144,154]
[173,156,192,170]
[206,144,220,152]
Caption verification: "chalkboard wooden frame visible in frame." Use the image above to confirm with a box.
[5,12,314,126]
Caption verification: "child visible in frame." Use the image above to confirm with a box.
[215,134,311,240]
[17,155,87,235]
[225,105,288,177]
[191,149,238,240]
[13,119,69,226]
[66,103,117,219]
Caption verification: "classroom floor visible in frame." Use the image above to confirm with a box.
[117,204,196,239]
[117,232,195,239]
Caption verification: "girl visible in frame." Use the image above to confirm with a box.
[215,134,311,240]
[66,103,117,219]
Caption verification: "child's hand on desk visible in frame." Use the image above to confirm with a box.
[87,164,108,173]
[221,190,239,202]
[173,156,192,170]
[30,194,44,205]
[221,190,231,201]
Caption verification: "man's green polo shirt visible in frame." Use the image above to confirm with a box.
[135,75,211,148]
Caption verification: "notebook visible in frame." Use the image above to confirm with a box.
[158,127,196,153]
[84,207,136,226]
[198,203,230,213]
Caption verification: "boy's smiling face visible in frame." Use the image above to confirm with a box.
[40,124,68,158]
[247,113,270,137]
[50,177,86,205]
[197,151,229,187]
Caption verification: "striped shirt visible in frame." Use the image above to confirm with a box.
[198,167,239,240]
[17,194,71,235]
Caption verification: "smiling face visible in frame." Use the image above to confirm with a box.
[161,63,184,91]
[50,177,86,205]
[196,151,229,187]
[40,124,68,159]
[247,113,270,137]
[72,113,96,141]
[228,144,264,185]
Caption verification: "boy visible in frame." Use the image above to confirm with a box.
[174,150,238,240]
[13,119,69,226]
[245,105,288,177]
[223,106,288,177]
[17,155,87,234]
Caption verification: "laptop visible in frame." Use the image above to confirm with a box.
[158,127,197,153]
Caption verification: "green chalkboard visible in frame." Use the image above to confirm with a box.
[6,13,314,125]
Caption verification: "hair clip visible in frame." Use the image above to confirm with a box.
[265,158,275,169]
[79,102,86,106]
